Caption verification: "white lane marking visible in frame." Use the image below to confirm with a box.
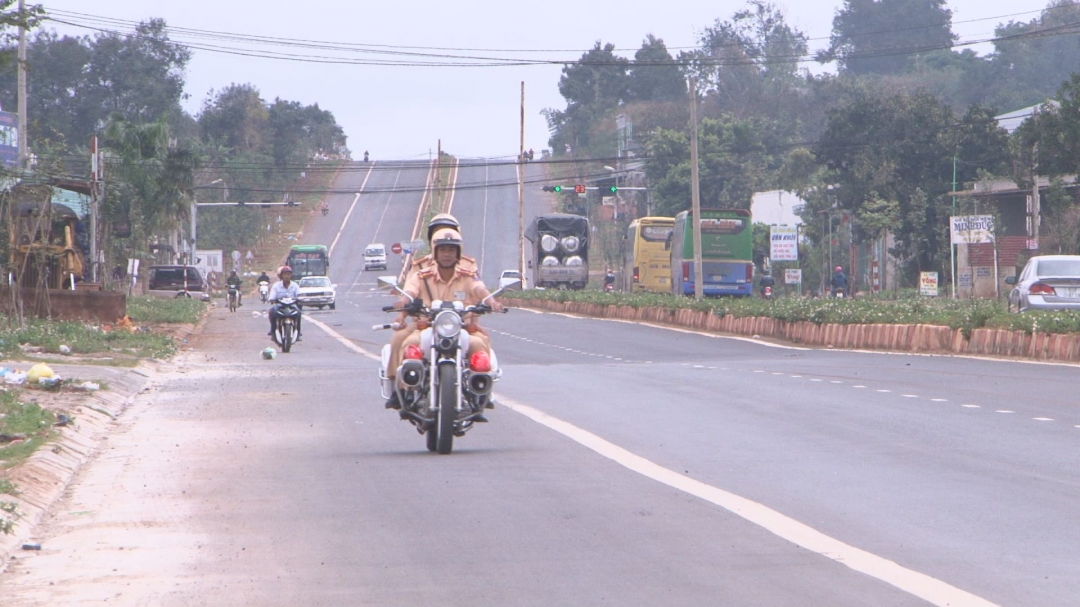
[790,375,802,378]
[830,380,843,384]
[902,394,919,398]
[931,399,948,402]
[809,379,823,382]
[877,389,891,393]
[772,372,784,376]
[329,162,374,257]
[1033,417,1054,422]
[853,385,866,388]
[370,168,403,242]
[306,316,380,361]
[962,404,981,409]
[499,397,1002,607]
[996,410,1015,414]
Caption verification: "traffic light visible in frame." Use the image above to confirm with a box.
[542,185,563,193]
[607,185,618,193]
[574,184,586,194]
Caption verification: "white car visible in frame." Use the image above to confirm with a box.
[498,269,523,290]
[297,275,336,310]
[363,244,387,271]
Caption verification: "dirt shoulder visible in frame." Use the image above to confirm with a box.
[0,319,202,570]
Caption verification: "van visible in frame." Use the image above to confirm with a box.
[363,244,387,271]
[147,265,211,301]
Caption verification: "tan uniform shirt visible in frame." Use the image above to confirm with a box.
[404,263,488,305]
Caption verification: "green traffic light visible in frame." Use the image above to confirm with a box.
[553,185,562,192]
[608,186,618,193]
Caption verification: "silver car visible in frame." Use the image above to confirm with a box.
[1005,255,1080,312]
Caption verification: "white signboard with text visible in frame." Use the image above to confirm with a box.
[920,271,939,297]
[770,225,799,261]
[784,269,802,285]
[950,215,995,245]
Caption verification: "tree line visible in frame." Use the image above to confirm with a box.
[0,11,348,271]
[545,0,1080,288]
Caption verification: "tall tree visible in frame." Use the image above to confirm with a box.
[645,115,780,216]
[690,1,810,123]
[198,83,269,153]
[544,41,629,157]
[823,0,956,76]
[626,35,685,103]
[985,0,1080,111]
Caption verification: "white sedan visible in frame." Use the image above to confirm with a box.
[498,269,524,290]
[297,276,336,310]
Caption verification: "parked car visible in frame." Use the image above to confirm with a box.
[498,269,524,290]
[363,244,387,271]
[297,275,336,310]
[1005,255,1080,312]
[147,265,211,302]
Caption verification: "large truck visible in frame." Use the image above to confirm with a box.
[526,213,589,290]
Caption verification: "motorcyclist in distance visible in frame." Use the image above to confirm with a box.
[603,268,615,291]
[831,265,848,297]
[256,271,270,285]
[226,270,243,306]
[268,266,302,340]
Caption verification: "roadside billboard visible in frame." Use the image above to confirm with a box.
[950,215,994,244]
[770,225,799,261]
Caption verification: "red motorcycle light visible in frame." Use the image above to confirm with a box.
[633,266,640,283]
[1030,283,1055,295]
[470,351,492,372]
[404,344,424,360]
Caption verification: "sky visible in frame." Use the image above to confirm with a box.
[38,0,1039,160]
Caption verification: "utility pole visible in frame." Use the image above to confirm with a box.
[90,137,99,282]
[518,81,526,281]
[17,0,27,170]
[688,77,703,301]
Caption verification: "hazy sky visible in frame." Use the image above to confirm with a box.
[39,0,1039,159]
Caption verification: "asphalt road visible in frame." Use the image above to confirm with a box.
[1,160,1078,607]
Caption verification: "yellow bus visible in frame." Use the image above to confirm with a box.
[622,217,675,293]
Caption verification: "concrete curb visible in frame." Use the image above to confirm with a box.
[0,361,156,572]
[504,299,1080,363]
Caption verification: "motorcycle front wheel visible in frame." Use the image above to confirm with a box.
[279,319,294,353]
[435,364,457,454]
[228,294,237,312]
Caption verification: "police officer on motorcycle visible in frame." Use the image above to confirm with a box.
[385,229,502,412]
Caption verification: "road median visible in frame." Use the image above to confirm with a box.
[503,297,1080,363]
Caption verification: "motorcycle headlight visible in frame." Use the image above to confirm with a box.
[540,234,559,253]
[564,256,584,266]
[434,310,462,339]
[561,235,581,253]
[541,256,560,266]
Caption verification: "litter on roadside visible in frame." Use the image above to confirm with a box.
[71,381,100,392]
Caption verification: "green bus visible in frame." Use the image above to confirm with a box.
[286,244,330,279]
[670,209,753,297]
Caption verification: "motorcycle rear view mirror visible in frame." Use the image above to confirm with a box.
[377,276,412,300]
[484,279,522,302]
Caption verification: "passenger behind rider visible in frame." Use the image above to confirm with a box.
[384,214,476,399]
[385,228,503,410]
[267,266,302,341]
[226,270,243,306]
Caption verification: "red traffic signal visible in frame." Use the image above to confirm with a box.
[574,184,586,194]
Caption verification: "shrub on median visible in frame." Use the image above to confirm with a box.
[505,289,1080,335]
